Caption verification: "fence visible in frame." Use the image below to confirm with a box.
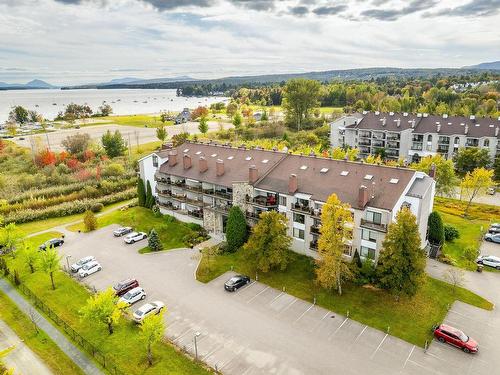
[3,272,125,375]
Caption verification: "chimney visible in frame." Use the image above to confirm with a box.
[216,159,224,176]
[249,165,258,184]
[198,156,208,173]
[168,150,178,167]
[358,185,369,208]
[396,118,401,127]
[464,124,469,134]
[411,119,416,128]
[437,123,441,132]
[288,174,298,194]
[429,163,436,179]
[183,154,192,169]
[496,127,499,137]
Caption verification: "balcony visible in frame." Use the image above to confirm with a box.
[386,141,400,149]
[203,189,232,200]
[309,241,318,250]
[170,193,186,202]
[186,197,204,206]
[372,132,385,140]
[359,131,372,138]
[245,211,261,223]
[172,179,186,187]
[206,203,232,214]
[359,139,371,146]
[310,225,321,234]
[155,188,171,198]
[437,145,449,153]
[184,184,202,193]
[360,218,387,232]
[411,142,423,151]
[358,146,371,154]
[372,140,385,148]
[155,175,171,184]
[291,203,311,214]
[187,209,203,219]
[386,134,400,141]
[246,194,278,207]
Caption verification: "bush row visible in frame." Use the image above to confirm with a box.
[4,188,136,224]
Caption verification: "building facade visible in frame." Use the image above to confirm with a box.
[139,141,435,262]
[330,111,500,163]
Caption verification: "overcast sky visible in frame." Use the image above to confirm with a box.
[1,0,499,85]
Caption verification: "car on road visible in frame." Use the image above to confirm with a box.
[224,275,250,292]
[78,261,102,277]
[476,255,500,270]
[484,233,500,244]
[113,227,133,237]
[119,287,146,305]
[132,301,165,323]
[39,238,64,251]
[433,324,478,353]
[113,278,139,297]
[488,227,500,234]
[124,232,147,244]
[70,256,96,273]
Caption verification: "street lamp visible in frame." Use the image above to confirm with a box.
[65,255,72,273]
[194,332,201,360]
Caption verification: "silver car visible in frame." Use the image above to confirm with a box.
[70,256,96,272]
[477,255,500,269]
[484,233,500,244]
[119,287,146,305]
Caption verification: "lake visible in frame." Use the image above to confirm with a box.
[0,89,229,123]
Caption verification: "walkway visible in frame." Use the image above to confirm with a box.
[0,279,103,375]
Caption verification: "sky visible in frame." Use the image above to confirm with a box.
[1,0,499,85]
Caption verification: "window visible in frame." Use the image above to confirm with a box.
[343,245,352,256]
[293,228,304,240]
[279,196,287,207]
[484,139,490,147]
[361,229,377,243]
[366,211,382,224]
[360,246,375,260]
[152,155,158,167]
[427,135,432,142]
[454,137,460,145]
[293,213,305,224]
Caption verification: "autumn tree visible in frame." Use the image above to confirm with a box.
[460,168,494,216]
[80,288,127,335]
[411,154,457,196]
[40,247,62,290]
[61,133,90,155]
[243,211,291,272]
[198,116,209,134]
[315,194,354,295]
[83,210,98,232]
[282,78,321,131]
[453,147,491,176]
[156,126,167,143]
[191,106,209,120]
[377,208,426,300]
[232,112,242,129]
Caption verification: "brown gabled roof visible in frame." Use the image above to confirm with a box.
[349,112,420,132]
[256,154,416,211]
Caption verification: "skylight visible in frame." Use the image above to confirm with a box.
[195,151,202,155]
[262,159,269,164]
[300,165,308,170]
[364,174,373,180]
[211,153,217,157]
[183,148,189,153]
[320,168,329,173]
[245,156,252,161]
[227,156,234,160]
[340,171,349,176]
[390,178,399,184]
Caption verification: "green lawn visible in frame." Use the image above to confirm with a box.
[197,250,493,347]
[0,291,85,375]
[2,261,209,375]
[24,231,63,250]
[131,141,162,159]
[67,207,195,252]
[100,114,174,128]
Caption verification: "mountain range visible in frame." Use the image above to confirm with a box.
[0,79,56,90]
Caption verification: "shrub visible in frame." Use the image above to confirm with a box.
[444,224,460,242]
[83,210,98,231]
[225,206,247,252]
[13,269,21,285]
[463,246,479,263]
[90,203,104,213]
[427,211,445,245]
[163,215,176,224]
[437,253,454,265]
[103,163,125,177]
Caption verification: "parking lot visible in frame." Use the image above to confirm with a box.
[57,225,500,375]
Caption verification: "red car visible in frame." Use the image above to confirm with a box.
[113,279,139,297]
[433,324,478,353]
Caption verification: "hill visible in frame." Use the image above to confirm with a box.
[463,61,500,70]
[0,79,56,90]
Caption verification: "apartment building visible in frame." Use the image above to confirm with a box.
[139,141,435,262]
[330,111,500,163]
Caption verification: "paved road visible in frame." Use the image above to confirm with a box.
[0,319,53,375]
[58,225,500,375]
[12,121,231,152]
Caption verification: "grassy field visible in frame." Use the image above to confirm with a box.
[67,206,194,252]
[434,197,500,269]
[24,231,63,250]
[0,291,85,375]
[2,260,209,375]
[197,250,493,347]
[131,140,162,159]
[100,114,174,128]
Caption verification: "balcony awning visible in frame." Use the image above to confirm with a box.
[294,192,312,200]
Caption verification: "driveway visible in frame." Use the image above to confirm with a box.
[58,225,499,375]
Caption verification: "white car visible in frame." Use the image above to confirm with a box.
[124,232,147,244]
[113,227,133,237]
[477,255,500,270]
[133,301,165,323]
[119,287,146,305]
[70,256,96,273]
[78,261,102,277]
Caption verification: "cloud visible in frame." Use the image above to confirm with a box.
[361,0,437,21]
[231,0,276,11]
[289,5,309,16]
[313,5,348,16]
[425,0,500,18]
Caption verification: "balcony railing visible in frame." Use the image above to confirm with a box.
[187,209,203,219]
[359,139,371,146]
[386,135,400,141]
[246,195,278,207]
[372,140,385,148]
[186,197,204,206]
[184,184,202,192]
[206,204,232,214]
[411,142,423,151]
[386,141,400,149]
[171,193,186,202]
[309,241,318,250]
[359,131,372,138]
[360,218,387,232]
[291,203,311,214]
[310,225,321,234]
[203,189,232,200]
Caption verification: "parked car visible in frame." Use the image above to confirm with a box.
[119,287,146,305]
[39,238,64,251]
[70,256,96,273]
[486,187,496,195]
[132,301,165,323]
[484,233,500,244]
[490,223,500,230]
[78,261,102,278]
[433,324,478,353]
[488,226,500,234]
[113,227,133,237]
[113,278,139,297]
[124,232,147,244]
[476,255,500,270]
[224,275,250,292]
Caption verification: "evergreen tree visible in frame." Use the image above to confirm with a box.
[83,210,98,232]
[101,130,127,158]
[427,211,445,245]
[148,229,163,252]
[352,248,362,268]
[225,206,247,252]
[137,178,146,207]
[377,208,426,300]
[145,180,154,208]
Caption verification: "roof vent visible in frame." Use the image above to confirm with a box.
[448,122,452,125]
[389,178,399,184]
[423,113,428,117]
[320,168,329,173]
[245,156,252,161]
[183,148,189,153]
[470,115,476,120]
[195,151,202,155]
[340,171,349,176]
[417,113,422,117]
[362,110,368,115]
[460,122,465,126]
[211,153,217,157]
[403,112,408,117]
[364,174,373,180]
[389,112,394,116]
[300,165,308,170]
[489,124,494,128]
[262,159,269,164]
[227,156,234,160]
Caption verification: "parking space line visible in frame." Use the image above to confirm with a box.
[406,359,440,375]
[352,325,367,345]
[402,345,415,369]
[246,286,269,303]
[279,298,297,314]
[202,345,223,361]
[268,291,284,305]
[172,328,193,343]
[294,303,315,324]
[217,346,246,371]
[235,281,256,295]
[370,333,388,359]
[329,316,349,340]
[448,309,497,328]
[309,311,332,333]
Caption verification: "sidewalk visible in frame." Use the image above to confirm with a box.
[0,279,103,375]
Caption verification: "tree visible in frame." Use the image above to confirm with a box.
[243,211,291,272]
[0,223,24,255]
[80,288,127,335]
[191,106,209,120]
[427,211,445,246]
[410,154,457,196]
[494,157,500,182]
[61,133,90,155]
[453,147,491,176]
[8,106,29,124]
[137,178,147,207]
[98,104,113,116]
[377,208,426,300]
[140,310,166,366]
[226,102,238,117]
[200,245,221,274]
[443,268,465,295]
[20,244,40,273]
[40,247,62,290]
[282,78,321,131]
[83,210,98,232]
[315,194,354,295]
[460,168,494,216]
[198,116,209,134]
[156,126,167,143]
[101,130,127,158]
[148,229,163,252]
[232,112,242,129]
[171,132,189,147]
[225,206,247,252]
[145,180,154,208]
